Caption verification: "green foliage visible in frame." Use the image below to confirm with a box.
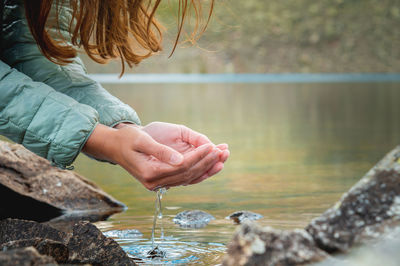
[196,0,400,72]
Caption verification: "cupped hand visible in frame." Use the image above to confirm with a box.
[141,122,230,184]
[83,123,227,190]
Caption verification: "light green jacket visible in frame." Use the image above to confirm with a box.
[0,0,141,169]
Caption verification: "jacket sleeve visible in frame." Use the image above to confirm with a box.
[1,0,141,128]
[0,60,99,169]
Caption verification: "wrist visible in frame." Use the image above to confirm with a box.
[83,124,119,163]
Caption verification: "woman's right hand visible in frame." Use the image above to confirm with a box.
[83,124,221,190]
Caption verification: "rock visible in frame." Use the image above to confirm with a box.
[173,210,215,228]
[306,146,400,253]
[0,219,138,265]
[226,211,263,224]
[147,246,166,259]
[0,238,68,263]
[223,222,328,266]
[0,247,57,266]
[0,219,69,245]
[103,229,143,239]
[345,227,400,266]
[0,140,125,222]
[0,183,62,222]
[67,221,136,265]
[316,227,400,266]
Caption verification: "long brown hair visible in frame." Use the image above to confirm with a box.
[23,0,214,74]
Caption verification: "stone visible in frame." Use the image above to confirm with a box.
[0,140,125,221]
[306,146,400,253]
[0,219,69,245]
[0,238,68,263]
[223,222,328,266]
[147,246,166,259]
[0,247,57,266]
[67,221,136,265]
[0,219,138,265]
[173,210,215,228]
[226,211,263,224]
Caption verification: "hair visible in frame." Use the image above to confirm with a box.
[23,0,214,75]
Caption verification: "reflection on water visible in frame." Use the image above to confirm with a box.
[73,82,400,264]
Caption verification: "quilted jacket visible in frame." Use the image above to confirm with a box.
[0,0,141,169]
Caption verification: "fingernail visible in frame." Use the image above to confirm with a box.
[170,153,183,165]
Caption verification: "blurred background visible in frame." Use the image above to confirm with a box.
[74,1,400,264]
[82,0,400,74]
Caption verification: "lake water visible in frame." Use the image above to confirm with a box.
[72,82,400,265]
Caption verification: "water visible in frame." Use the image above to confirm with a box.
[72,82,400,265]
[149,188,166,257]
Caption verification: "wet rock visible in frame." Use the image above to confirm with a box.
[0,247,57,266]
[223,222,328,266]
[173,210,215,228]
[0,218,69,245]
[0,140,124,222]
[306,146,400,252]
[103,229,143,239]
[67,221,136,265]
[226,211,263,224]
[0,238,68,263]
[147,246,166,259]
[0,219,138,265]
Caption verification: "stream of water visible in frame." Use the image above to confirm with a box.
[148,188,167,259]
[72,82,400,265]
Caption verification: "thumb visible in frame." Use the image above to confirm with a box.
[137,134,183,165]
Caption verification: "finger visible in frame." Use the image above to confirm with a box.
[207,161,224,178]
[181,125,213,147]
[151,147,219,188]
[121,150,175,183]
[136,133,183,166]
[189,161,224,185]
[140,143,215,185]
[189,162,224,185]
[220,149,230,163]
[143,143,214,182]
[188,173,210,185]
[216,143,229,150]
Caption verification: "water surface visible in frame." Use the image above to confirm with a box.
[73,82,400,264]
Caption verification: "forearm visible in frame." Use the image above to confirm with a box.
[82,124,119,163]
